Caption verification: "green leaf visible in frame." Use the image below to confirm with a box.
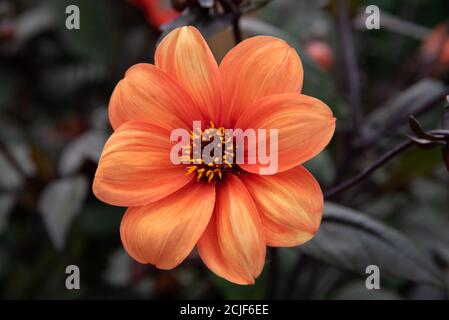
[58,131,106,176]
[399,204,449,266]
[363,79,448,138]
[0,141,34,190]
[301,202,443,287]
[0,152,23,190]
[38,175,88,250]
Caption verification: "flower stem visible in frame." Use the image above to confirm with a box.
[219,0,242,44]
[0,142,26,178]
[232,16,242,44]
[338,0,362,137]
[324,139,414,199]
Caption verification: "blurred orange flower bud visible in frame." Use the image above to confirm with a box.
[305,40,334,72]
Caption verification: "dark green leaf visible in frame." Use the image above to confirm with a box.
[58,131,106,176]
[364,79,448,138]
[399,207,449,266]
[301,202,443,287]
[38,175,88,250]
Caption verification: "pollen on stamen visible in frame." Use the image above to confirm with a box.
[184,121,237,183]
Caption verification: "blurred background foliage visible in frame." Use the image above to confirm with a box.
[1,0,449,299]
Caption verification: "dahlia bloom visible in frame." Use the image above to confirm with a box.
[421,23,449,69]
[93,26,336,285]
[305,40,335,72]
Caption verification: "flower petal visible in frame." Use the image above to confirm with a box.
[220,36,303,127]
[93,121,192,207]
[120,181,215,269]
[197,175,266,285]
[155,26,223,123]
[234,93,336,174]
[241,167,323,247]
[109,63,201,131]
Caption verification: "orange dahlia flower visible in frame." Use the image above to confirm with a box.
[93,26,336,285]
[421,23,449,68]
[305,40,335,72]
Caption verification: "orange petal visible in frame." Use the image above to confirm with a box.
[197,175,266,285]
[120,181,215,269]
[155,26,223,123]
[93,121,192,207]
[109,63,201,131]
[234,93,336,174]
[220,36,303,127]
[241,167,323,247]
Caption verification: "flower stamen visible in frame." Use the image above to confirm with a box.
[185,121,236,183]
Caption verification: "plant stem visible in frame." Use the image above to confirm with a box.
[232,16,242,44]
[333,0,362,186]
[0,142,26,178]
[324,139,414,199]
[338,0,362,137]
[219,0,242,44]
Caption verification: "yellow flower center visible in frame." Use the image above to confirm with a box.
[183,121,237,183]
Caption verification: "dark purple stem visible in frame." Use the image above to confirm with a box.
[324,139,414,199]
